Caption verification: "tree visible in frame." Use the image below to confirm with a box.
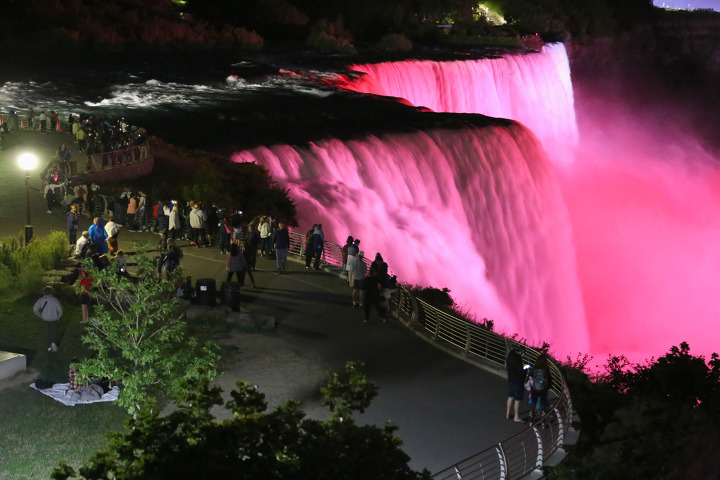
[52,362,431,480]
[77,254,219,415]
[554,343,720,479]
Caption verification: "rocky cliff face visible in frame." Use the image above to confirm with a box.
[566,11,720,151]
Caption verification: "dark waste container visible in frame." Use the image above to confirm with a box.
[195,278,216,306]
[221,281,242,312]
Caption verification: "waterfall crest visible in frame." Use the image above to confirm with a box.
[336,43,577,164]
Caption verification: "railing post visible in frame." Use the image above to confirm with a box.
[532,424,544,472]
[495,443,508,480]
[464,325,471,356]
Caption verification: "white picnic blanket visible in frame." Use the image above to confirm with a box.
[30,382,119,406]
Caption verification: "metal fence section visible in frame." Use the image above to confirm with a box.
[388,285,574,479]
[67,141,151,178]
[283,229,576,478]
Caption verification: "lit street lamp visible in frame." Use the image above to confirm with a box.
[18,152,38,245]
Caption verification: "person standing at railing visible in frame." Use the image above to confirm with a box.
[304,224,317,269]
[341,236,353,278]
[311,223,325,270]
[505,346,526,423]
[39,111,47,134]
[529,354,552,420]
[345,239,360,286]
[27,107,35,129]
[50,111,59,133]
[351,251,366,309]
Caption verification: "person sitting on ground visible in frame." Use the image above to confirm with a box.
[74,231,91,259]
[68,357,84,391]
[162,239,183,280]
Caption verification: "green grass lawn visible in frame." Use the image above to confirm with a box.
[0,289,130,479]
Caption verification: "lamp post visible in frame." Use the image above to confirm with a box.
[18,153,38,245]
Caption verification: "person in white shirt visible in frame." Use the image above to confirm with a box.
[33,286,63,351]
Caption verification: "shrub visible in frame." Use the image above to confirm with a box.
[377,33,413,52]
[306,18,357,54]
[0,231,69,294]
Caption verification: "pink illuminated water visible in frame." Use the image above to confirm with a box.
[235,43,720,362]
[234,124,587,354]
[336,44,578,164]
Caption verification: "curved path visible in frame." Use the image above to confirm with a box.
[0,129,533,473]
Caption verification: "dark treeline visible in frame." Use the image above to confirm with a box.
[0,0,681,53]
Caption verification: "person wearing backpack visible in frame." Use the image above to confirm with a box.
[530,354,551,418]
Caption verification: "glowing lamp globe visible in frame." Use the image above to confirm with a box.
[18,153,38,171]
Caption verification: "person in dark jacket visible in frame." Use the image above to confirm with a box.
[272,221,290,274]
[530,354,552,418]
[505,346,526,422]
[243,223,260,271]
[304,224,316,269]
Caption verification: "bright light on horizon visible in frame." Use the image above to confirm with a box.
[654,0,720,11]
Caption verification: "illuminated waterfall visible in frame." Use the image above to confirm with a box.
[335,43,577,164]
[234,122,588,353]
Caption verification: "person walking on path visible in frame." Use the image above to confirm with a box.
[505,346,526,422]
[272,221,290,274]
[66,204,80,245]
[33,286,63,352]
[226,243,256,287]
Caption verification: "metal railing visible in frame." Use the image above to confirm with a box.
[1,112,151,180]
[286,230,576,479]
[67,142,151,178]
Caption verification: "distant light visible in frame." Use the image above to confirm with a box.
[18,153,38,171]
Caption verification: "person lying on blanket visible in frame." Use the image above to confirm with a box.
[65,377,111,401]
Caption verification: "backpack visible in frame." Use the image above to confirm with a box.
[532,368,546,391]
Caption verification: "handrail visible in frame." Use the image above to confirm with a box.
[287,230,576,479]
[1,111,151,180]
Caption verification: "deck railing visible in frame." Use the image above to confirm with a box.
[287,230,576,479]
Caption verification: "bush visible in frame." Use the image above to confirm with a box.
[377,33,413,52]
[306,18,357,54]
[0,231,69,294]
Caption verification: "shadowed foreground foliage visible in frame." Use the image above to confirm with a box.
[554,343,720,479]
[53,362,431,480]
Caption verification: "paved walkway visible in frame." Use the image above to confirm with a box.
[0,129,531,474]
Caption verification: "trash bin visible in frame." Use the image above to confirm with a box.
[221,281,242,312]
[195,278,216,306]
